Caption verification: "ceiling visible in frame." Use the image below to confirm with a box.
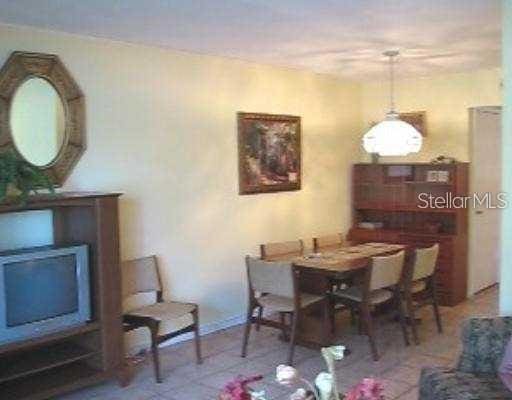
[0,0,502,80]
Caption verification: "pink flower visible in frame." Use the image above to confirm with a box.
[360,378,384,399]
[220,375,263,400]
[344,378,385,400]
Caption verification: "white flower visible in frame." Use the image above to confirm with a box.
[290,388,308,400]
[315,372,333,400]
[250,389,267,400]
[276,364,299,386]
[328,345,346,361]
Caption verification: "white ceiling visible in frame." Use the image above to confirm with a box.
[0,0,502,80]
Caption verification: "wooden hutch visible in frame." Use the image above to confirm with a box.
[0,192,123,400]
[348,163,469,306]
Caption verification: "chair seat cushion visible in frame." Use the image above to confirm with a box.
[419,367,512,400]
[128,301,196,321]
[410,280,427,293]
[333,286,393,305]
[257,293,323,312]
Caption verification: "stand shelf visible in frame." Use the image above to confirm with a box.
[0,362,104,400]
[0,341,97,384]
[0,192,123,399]
[0,322,100,355]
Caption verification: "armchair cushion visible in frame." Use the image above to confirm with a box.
[420,367,512,400]
[457,317,512,375]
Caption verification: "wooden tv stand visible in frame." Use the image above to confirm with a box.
[0,192,123,400]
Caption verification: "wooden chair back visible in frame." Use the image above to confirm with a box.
[412,244,439,281]
[121,255,162,299]
[245,256,295,298]
[368,250,406,291]
[260,240,304,260]
[313,233,344,252]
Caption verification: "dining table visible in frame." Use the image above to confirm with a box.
[279,242,408,348]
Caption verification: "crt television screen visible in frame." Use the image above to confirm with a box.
[4,255,79,327]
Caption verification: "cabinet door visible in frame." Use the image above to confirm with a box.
[469,107,501,295]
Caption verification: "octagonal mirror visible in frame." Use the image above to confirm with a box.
[10,77,66,167]
[0,52,86,186]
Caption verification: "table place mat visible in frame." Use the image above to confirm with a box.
[290,243,406,271]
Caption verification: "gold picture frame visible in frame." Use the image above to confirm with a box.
[237,112,301,195]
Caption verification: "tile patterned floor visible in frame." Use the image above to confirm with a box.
[59,287,498,400]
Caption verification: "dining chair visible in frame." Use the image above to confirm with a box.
[403,244,442,345]
[313,233,351,290]
[241,256,325,365]
[313,233,344,253]
[121,256,202,383]
[260,239,305,260]
[330,250,409,360]
[258,240,305,332]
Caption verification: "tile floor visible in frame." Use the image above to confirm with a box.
[59,287,498,400]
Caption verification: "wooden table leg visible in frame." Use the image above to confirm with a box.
[322,296,332,346]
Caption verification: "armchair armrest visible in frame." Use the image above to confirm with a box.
[457,316,512,375]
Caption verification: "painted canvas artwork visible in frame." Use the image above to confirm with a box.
[237,112,301,194]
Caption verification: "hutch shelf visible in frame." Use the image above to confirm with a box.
[348,163,469,306]
[0,192,123,400]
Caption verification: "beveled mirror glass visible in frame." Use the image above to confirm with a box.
[10,77,66,167]
[0,52,85,186]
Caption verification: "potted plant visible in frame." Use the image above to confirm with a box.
[0,150,55,204]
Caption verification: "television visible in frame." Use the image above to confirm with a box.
[0,244,91,345]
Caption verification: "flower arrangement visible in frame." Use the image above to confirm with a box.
[219,345,386,400]
[274,345,346,400]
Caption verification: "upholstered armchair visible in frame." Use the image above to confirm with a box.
[419,316,512,400]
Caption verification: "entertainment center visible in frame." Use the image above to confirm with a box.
[0,192,123,400]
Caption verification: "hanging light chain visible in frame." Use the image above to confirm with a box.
[389,52,396,113]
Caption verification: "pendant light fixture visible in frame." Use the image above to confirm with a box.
[362,50,422,156]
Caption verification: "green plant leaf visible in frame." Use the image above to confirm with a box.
[0,150,55,204]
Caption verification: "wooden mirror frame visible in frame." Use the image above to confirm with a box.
[0,52,85,186]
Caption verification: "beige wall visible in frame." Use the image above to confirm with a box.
[0,24,362,346]
[500,0,512,314]
[359,68,502,163]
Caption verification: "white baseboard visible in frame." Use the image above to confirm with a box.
[127,313,245,355]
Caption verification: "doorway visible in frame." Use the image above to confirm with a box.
[468,106,502,296]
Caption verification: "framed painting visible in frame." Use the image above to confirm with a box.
[400,111,427,137]
[237,112,301,195]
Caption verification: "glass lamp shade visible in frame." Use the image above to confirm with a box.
[362,116,423,156]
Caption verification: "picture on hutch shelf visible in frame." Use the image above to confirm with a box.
[399,111,427,136]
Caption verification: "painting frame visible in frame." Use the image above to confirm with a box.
[237,112,301,195]
[399,111,427,137]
